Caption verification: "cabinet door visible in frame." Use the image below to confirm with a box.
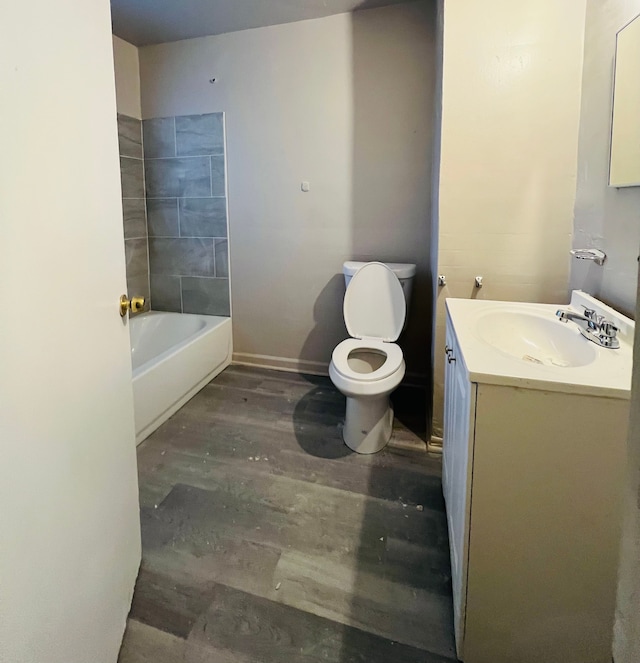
[442,316,476,657]
[442,328,456,506]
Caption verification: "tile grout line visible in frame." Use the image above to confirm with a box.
[209,154,213,197]
[221,112,232,317]
[144,195,226,200]
[211,232,218,278]
[147,236,227,239]
[144,153,224,161]
[211,156,214,198]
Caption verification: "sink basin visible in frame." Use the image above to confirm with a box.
[446,292,633,398]
[475,311,597,367]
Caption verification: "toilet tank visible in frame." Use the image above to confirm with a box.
[342,261,416,307]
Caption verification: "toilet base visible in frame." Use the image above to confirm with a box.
[343,395,393,454]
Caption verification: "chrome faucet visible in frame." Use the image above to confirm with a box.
[556,307,620,349]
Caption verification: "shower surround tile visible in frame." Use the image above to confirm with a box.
[145,112,230,317]
[121,156,145,199]
[118,114,143,159]
[149,238,215,277]
[214,239,229,277]
[117,113,150,314]
[145,157,212,198]
[176,113,224,156]
[150,274,182,312]
[211,155,226,197]
[123,198,147,240]
[143,117,176,158]
[179,198,227,237]
[147,198,179,237]
[127,273,151,305]
[181,277,230,316]
[125,238,149,280]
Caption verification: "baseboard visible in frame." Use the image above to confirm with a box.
[232,352,430,388]
[428,435,443,454]
[232,352,329,377]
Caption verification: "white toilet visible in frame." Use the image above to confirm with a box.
[329,261,416,454]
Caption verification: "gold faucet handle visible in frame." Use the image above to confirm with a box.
[119,294,146,317]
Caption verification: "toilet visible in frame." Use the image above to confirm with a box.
[329,261,416,454]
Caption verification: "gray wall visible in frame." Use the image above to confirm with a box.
[577,4,640,656]
[144,112,230,316]
[118,113,150,312]
[139,2,436,378]
[572,0,640,318]
[614,272,640,662]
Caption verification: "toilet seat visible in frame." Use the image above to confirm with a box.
[331,338,403,382]
[332,262,406,383]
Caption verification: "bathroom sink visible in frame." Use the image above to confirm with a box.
[445,292,633,398]
[475,310,597,367]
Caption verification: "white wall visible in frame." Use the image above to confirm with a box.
[432,0,586,436]
[1,2,141,661]
[139,2,436,378]
[571,0,640,318]
[113,35,142,119]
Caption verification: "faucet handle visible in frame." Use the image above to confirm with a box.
[582,306,605,327]
[598,321,620,348]
[599,321,618,337]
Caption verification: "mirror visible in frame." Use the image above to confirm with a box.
[610,14,640,187]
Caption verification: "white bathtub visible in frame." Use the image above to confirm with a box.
[130,311,232,444]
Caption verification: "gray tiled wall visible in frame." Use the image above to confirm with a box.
[144,113,230,317]
[118,114,150,313]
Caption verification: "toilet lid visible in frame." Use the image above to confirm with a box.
[344,262,406,342]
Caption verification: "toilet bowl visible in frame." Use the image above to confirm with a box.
[329,261,413,454]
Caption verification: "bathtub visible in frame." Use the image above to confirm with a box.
[129,311,232,444]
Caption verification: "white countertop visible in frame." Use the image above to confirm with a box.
[446,291,634,400]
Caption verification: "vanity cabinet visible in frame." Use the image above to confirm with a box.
[443,310,629,663]
[442,318,476,649]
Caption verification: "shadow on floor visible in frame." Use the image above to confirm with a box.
[289,371,456,661]
[292,370,429,458]
[292,373,352,459]
[391,383,429,443]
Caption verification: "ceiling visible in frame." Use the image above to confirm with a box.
[111,0,413,46]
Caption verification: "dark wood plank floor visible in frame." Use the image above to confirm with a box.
[118,365,458,663]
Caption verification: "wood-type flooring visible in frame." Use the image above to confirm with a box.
[118,365,458,663]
